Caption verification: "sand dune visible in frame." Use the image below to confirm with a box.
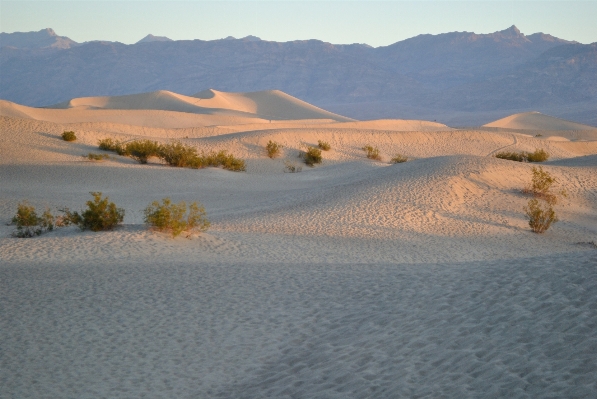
[47,89,354,122]
[485,111,597,131]
[1,102,596,398]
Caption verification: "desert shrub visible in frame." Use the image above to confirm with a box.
[10,202,55,237]
[98,138,127,155]
[526,148,549,163]
[494,148,549,163]
[62,192,124,231]
[317,140,331,151]
[522,166,567,205]
[535,134,543,137]
[495,151,526,162]
[85,153,110,161]
[265,140,283,158]
[124,140,161,164]
[391,154,408,164]
[362,145,382,161]
[203,150,246,171]
[283,160,302,173]
[524,198,558,234]
[144,198,210,237]
[61,131,76,141]
[301,147,322,166]
[159,141,200,167]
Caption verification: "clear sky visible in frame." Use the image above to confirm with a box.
[1,1,596,46]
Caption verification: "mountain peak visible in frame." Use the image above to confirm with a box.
[0,28,77,49]
[136,34,173,44]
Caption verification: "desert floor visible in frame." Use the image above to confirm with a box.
[1,93,597,397]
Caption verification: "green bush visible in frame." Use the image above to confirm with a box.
[61,131,76,141]
[203,150,246,171]
[84,153,110,161]
[524,198,558,234]
[362,145,382,161]
[125,140,161,164]
[98,138,127,155]
[317,140,331,151]
[301,147,322,166]
[265,140,283,158]
[283,160,302,173]
[522,166,566,205]
[10,202,55,237]
[391,154,408,164]
[494,151,527,162]
[62,192,124,231]
[494,148,549,163]
[159,141,200,167]
[144,198,210,237]
[526,148,550,163]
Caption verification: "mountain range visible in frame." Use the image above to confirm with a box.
[1,26,595,126]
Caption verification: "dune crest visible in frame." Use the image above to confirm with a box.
[485,112,597,131]
[45,89,354,122]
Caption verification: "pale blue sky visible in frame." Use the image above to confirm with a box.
[1,1,596,46]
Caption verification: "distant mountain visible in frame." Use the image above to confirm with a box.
[136,34,173,44]
[0,28,78,49]
[0,26,595,125]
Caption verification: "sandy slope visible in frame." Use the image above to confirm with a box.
[1,105,596,398]
[485,111,597,132]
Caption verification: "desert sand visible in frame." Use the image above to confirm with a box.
[1,91,596,398]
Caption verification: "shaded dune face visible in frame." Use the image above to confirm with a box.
[485,112,597,131]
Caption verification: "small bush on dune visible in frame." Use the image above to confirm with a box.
[98,138,127,155]
[10,202,55,237]
[265,140,283,158]
[391,154,408,164]
[524,198,558,234]
[97,138,246,172]
[494,148,549,163]
[144,198,210,237]
[62,192,124,232]
[84,153,110,161]
[526,148,550,163]
[301,147,322,166]
[523,166,566,205]
[159,141,200,167]
[125,140,161,164]
[495,151,526,162]
[362,145,382,161]
[318,140,331,151]
[61,131,77,141]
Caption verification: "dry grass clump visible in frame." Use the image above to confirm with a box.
[363,145,382,161]
[61,131,76,141]
[495,148,549,163]
[526,148,550,162]
[283,160,302,173]
[10,202,55,237]
[61,192,124,231]
[265,140,283,158]
[522,166,566,205]
[391,154,408,164]
[126,140,161,164]
[318,140,331,151]
[522,167,566,233]
[524,199,558,234]
[98,138,127,155]
[97,139,246,171]
[301,147,322,166]
[144,198,210,237]
[84,153,111,161]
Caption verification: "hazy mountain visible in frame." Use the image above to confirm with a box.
[0,28,78,50]
[136,34,173,44]
[0,26,595,125]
